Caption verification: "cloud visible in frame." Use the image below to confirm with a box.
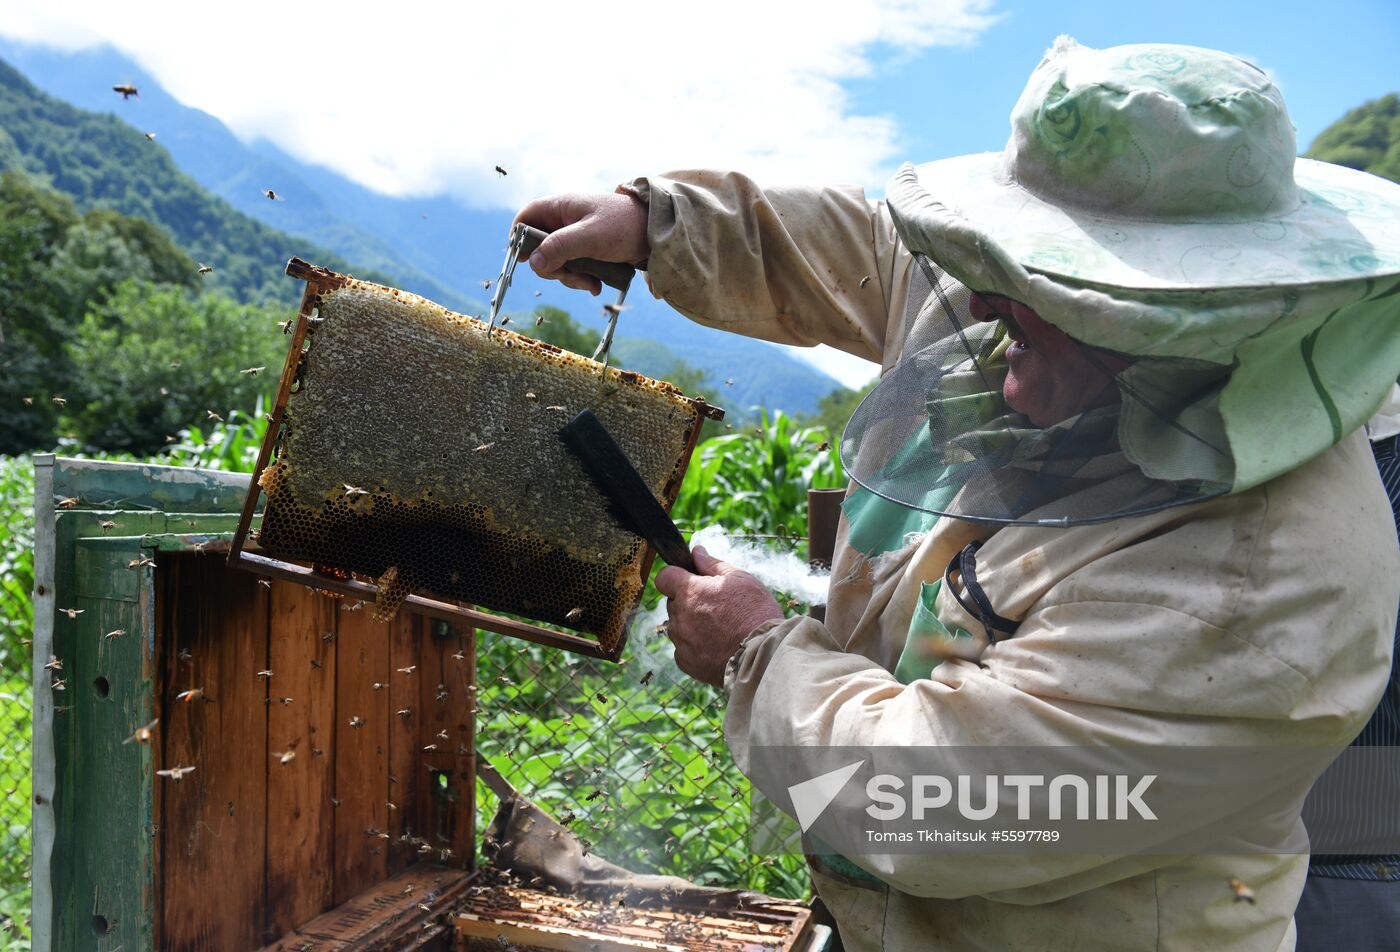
[0,0,998,207]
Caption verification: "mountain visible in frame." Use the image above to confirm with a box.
[1305,93,1400,185]
[0,38,847,416]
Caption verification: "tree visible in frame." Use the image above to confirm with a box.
[802,380,877,440]
[1305,93,1400,185]
[64,280,285,453]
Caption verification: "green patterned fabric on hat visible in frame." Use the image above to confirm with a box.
[885,37,1400,495]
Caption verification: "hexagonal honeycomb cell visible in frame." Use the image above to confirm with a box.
[255,278,704,652]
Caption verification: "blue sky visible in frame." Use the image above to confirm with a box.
[852,0,1400,183]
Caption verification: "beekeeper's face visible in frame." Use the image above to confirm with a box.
[968,293,1131,427]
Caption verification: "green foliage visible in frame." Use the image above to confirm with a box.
[63,281,283,453]
[802,379,876,442]
[528,304,602,355]
[1305,93,1400,185]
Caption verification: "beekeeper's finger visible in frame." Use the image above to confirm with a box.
[692,545,742,577]
[654,564,697,600]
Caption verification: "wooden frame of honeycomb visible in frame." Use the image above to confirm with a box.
[230,258,723,661]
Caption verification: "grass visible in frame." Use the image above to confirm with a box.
[0,406,846,939]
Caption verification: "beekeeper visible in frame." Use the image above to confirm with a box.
[518,39,1400,951]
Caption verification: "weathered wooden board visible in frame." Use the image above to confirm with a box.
[332,605,391,904]
[265,582,339,937]
[159,554,270,951]
[417,619,476,869]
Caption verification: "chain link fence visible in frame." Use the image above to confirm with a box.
[0,456,35,947]
[474,599,810,901]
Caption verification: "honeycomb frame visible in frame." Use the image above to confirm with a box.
[229,258,723,661]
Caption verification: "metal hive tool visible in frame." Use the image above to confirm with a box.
[230,257,722,660]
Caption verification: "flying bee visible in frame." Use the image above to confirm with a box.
[277,319,293,333]
[255,670,274,680]
[50,678,66,691]
[177,647,191,661]
[156,766,196,781]
[262,188,284,201]
[372,682,386,690]
[170,360,182,370]
[273,748,296,765]
[239,366,265,376]
[197,263,213,275]
[601,303,632,317]
[51,395,67,407]
[105,629,127,641]
[348,715,365,728]
[206,410,223,422]
[499,316,511,326]
[481,279,492,291]
[545,405,567,412]
[112,83,139,100]
[176,688,205,703]
[859,275,872,289]
[144,131,157,142]
[122,718,159,745]
[43,657,62,672]
[397,665,417,675]
[278,696,293,705]
[640,670,654,686]
[257,579,272,589]
[724,378,735,386]
[595,691,609,704]
[60,608,84,619]
[450,651,465,662]
[342,484,369,499]
[127,555,156,569]
[495,165,507,177]
[474,442,495,453]
[396,708,412,719]
[57,496,79,509]
[1228,878,1256,904]
[21,397,34,406]
[422,743,438,751]
[310,658,322,669]
[436,729,448,741]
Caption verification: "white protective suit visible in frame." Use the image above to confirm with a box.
[622,170,1400,952]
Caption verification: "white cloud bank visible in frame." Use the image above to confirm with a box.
[1,0,997,207]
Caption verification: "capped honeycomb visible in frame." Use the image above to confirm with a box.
[255,277,704,652]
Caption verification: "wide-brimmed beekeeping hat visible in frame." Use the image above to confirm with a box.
[843,37,1400,528]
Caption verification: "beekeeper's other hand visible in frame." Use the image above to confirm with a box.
[513,192,648,295]
[655,546,785,688]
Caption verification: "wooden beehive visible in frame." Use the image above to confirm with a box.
[34,457,827,952]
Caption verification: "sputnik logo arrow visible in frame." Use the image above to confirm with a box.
[788,760,865,833]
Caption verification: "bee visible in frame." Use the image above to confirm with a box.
[499,316,511,327]
[21,397,34,406]
[278,696,293,705]
[257,579,272,590]
[112,83,139,100]
[43,657,62,672]
[239,366,266,376]
[450,651,465,662]
[564,607,585,623]
[545,405,567,412]
[127,555,156,569]
[105,629,127,641]
[123,719,157,746]
[321,630,335,642]
[277,319,293,333]
[495,165,508,177]
[206,410,223,422]
[534,291,543,298]
[372,682,386,690]
[422,743,438,751]
[474,442,495,453]
[273,748,296,765]
[601,303,632,317]
[859,275,872,289]
[343,600,365,612]
[595,691,609,704]
[262,188,284,201]
[197,263,214,275]
[177,648,191,661]
[1228,878,1256,904]
[724,378,735,386]
[51,395,67,407]
[640,670,654,686]
[396,708,412,719]
[342,484,369,499]
[255,670,274,680]
[176,688,205,703]
[348,715,365,728]
[50,678,66,692]
[156,766,196,781]
[397,665,417,675]
[481,279,492,291]
[170,360,183,370]
[60,608,84,620]
[57,496,79,509]
[436,729,448,741]
[310,658,322,669]
[144,131,157,142]
[585,789,604,802]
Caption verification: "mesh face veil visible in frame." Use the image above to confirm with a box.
[840,258,1236,527]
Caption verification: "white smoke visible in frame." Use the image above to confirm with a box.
[689,525,830,607]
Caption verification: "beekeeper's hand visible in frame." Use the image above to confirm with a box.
[513,192,648,295]
[655,546,785,688]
